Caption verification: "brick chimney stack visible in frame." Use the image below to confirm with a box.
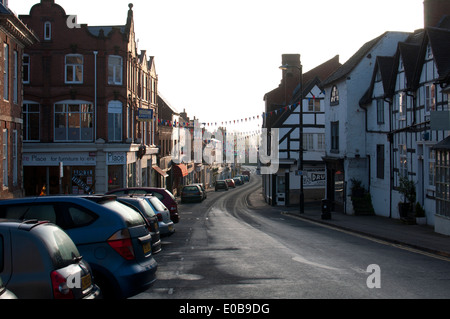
[424,0,450,27]
[280,54,302,104]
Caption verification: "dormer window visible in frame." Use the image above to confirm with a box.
[330,85,339,106]
[44,21,51,40]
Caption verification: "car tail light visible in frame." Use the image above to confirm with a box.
[156,213,163,222]
[107,229,135,260]
[51,271,74,299]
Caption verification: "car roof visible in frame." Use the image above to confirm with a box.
[0,195,139,225]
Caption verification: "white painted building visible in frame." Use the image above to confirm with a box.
[262,55,341,206]
[321,31,411,214]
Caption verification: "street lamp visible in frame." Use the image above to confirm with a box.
[279,62,304,214]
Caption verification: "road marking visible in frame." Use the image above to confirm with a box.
[292,255,342,271]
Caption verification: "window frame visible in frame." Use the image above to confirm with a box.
[54,101,93,142]
[23,102,40,142]
[3,43,8,101]
[108,101,123,142]
[23,54,30,84]
[44,21,52,41]
[2,129,7,187]
[330,121,339,153]
[65,54,83,84]
[108,55,123,85]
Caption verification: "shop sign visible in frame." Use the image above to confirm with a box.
[107,152,126,165]
[137,108,153,122]
[23,152,96,166]
[303,168,326,188]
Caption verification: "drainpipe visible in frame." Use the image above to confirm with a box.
[94,51,98,141]
[385,97,393,218]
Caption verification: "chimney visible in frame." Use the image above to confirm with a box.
[424,0,450,27]
[280,54,302,104]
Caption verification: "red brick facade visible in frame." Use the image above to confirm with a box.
[19,0,159,195]
[0,5,37,198]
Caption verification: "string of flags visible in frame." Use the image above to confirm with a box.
[156,95,322,131]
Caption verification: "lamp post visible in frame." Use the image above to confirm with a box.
[279,62,304,214]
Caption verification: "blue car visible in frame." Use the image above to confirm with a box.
[0,195,157,299]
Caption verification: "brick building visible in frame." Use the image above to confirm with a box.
[19,0,159,195]
[0,3,38,198]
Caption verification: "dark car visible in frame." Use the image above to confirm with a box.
[0,195,157,299]
[215,180,229,191]
[191,183,207,200]
[181,185,204,203]
[233,177,243,186]
[106,187,180,223]
[117,196,162,254]
[0,219,100,299]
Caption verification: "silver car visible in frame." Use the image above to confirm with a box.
[143,196,175,237]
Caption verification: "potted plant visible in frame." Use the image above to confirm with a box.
[397,175,416,218]
[415,202,427,225]
[350,178,364,198]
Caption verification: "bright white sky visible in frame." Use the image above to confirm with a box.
[10,0,424,132]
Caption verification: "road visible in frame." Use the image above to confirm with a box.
[133,168,450,299]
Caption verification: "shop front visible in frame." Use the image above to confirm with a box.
[23,152,97,196]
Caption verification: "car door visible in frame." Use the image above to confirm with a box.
[0,226,12,289]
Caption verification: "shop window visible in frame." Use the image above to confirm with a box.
[108,165,124,191]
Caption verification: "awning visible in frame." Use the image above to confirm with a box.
[173,163,188,177]
[433,136,450,151]
[152,165,169,178]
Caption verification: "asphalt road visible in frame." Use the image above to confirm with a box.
[132,168,450,299]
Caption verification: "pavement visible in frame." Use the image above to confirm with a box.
[246,189,450,259]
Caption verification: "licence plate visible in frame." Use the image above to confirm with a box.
[142,242,151,254]
[168,225,173,232]
[81,274,92,291]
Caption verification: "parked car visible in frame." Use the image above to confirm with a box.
[115,196,162,254]
[0,277,16,299]
[106,187,179,223]
[192,183,207,199]
[181,185,204,203]
[143,195,175,237]
[0,219,100,299]
[0,195,158,299]
[241,170,251,181]
[225,179,236,188]
[233,177,243,186]
[215,180,229,191]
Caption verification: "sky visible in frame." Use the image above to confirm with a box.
[9,0,425,132]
